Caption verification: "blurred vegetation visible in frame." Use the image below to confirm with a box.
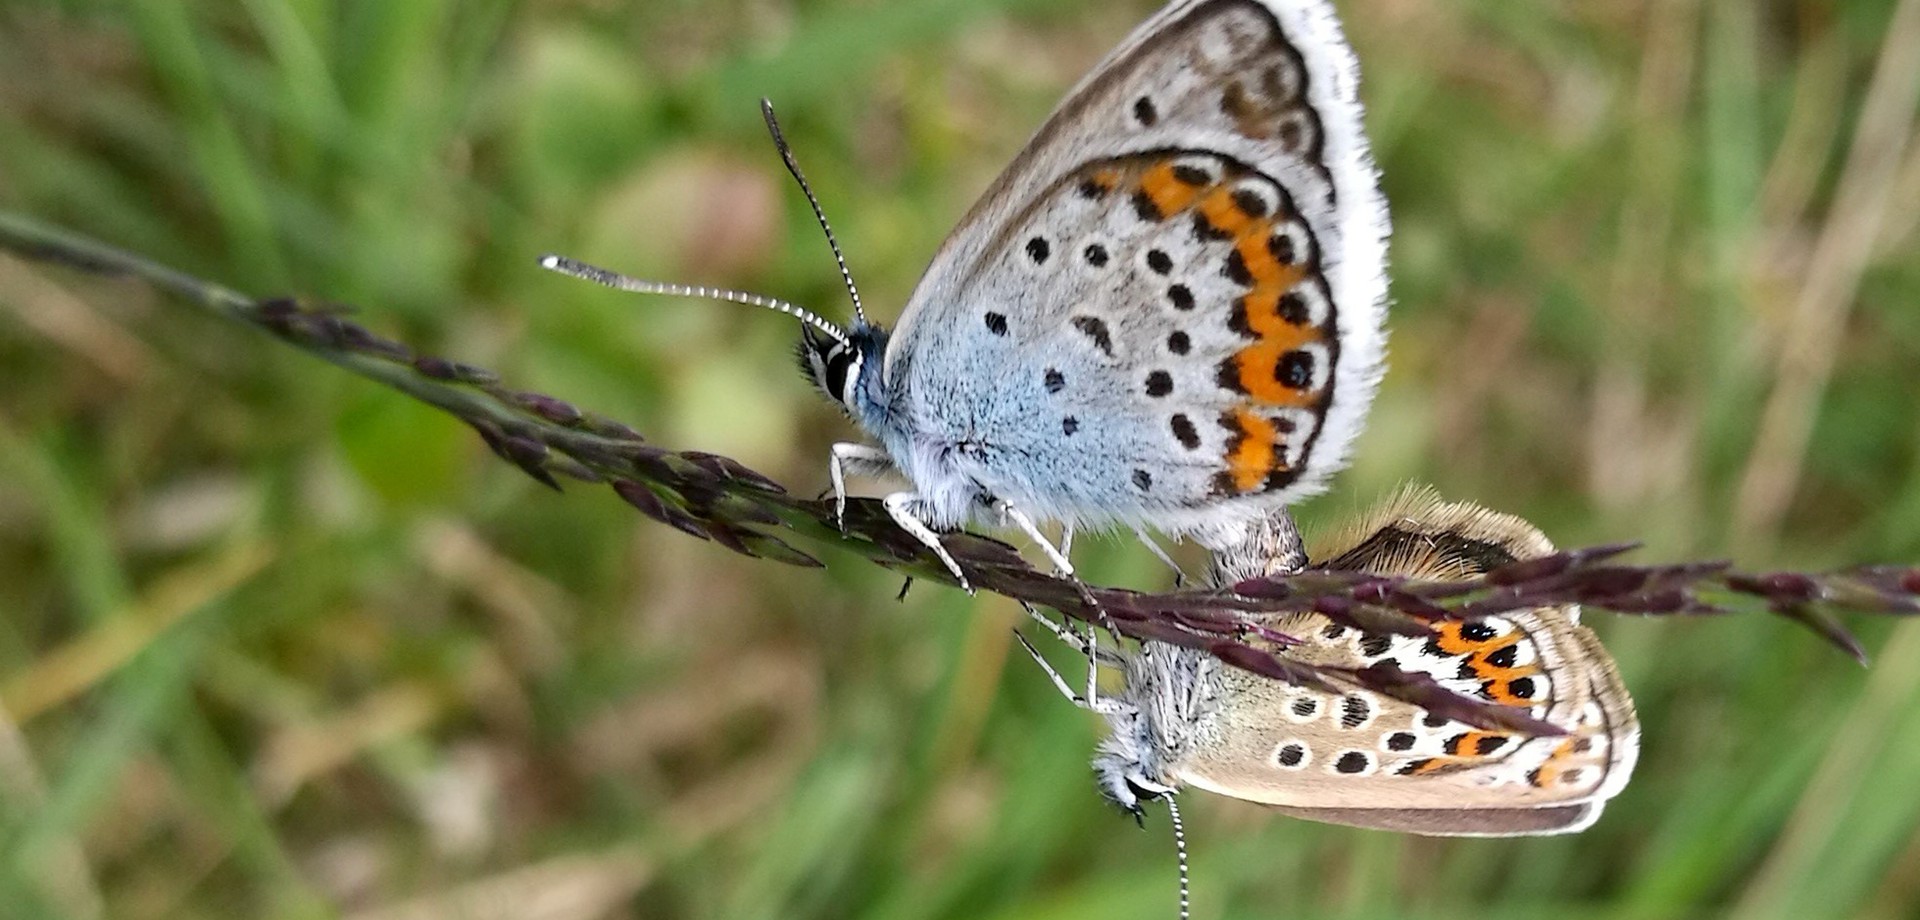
[0,1,1917,918]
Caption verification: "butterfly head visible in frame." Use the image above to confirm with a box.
[798,319,889,420]
[1093,720,1178,824]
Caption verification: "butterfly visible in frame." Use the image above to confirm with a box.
[1022,487,1640,837]
[544,0,1389,590]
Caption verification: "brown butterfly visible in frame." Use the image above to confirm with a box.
[1022,487,1639,836]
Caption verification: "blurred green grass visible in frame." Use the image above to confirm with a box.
[1,0,1918,918]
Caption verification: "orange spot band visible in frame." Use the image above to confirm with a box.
[1199,188,1256,237]
[1232,337,1317,407]
[1140,163,1203,217]
[1226,409,1280,492]
[1482,678,1538,708]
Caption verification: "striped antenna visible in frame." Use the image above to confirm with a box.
[1166,795,1192,920]
[538,255,850,347]
[759,98,867,327]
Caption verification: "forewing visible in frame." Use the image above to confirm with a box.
[887,0,1387,513]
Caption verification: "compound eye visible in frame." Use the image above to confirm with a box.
[1124,776,1168,803]
[815,345,847,396]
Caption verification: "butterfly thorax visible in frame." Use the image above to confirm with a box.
[1090,509,1308,811]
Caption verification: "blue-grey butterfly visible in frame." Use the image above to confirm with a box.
[544,0,1389,589]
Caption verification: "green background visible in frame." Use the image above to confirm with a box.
[2,1,1918,917]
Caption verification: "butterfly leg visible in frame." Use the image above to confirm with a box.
[881,491,972,593]
[1131,526,1188,586]
[993,500,1126,642]
[995,501,1076,576]
[829,443,895,530]
[1021,602,1123,668]
[1080,622,1103,709]
[1013,627,1125,716]
[1014,630,1086,707]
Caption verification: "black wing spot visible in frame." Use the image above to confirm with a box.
[1132,469,1152,490]
[1340,696,1371,729]
[1062,416,1079,436]
[1026,237,1051,264]
[1291,698,1318,717]
[1170,414,1200,450]
[1172,163,1212,186]
[1227,298,1254,337]
[1386,732,1416,752]
[1192,212,1231,242]
[1133,96,1159,126]
[1167,284,1195,311]
[1167,331,1191,354]
[1269,232,1297,265]
[1131,191,1163,222]
[984,312,1008,336]
[1278,291,1310,325]
[1145,371,1173,397]
[1277,743,1306,767]
[1224,250,1253,286]
[1145,249,1173,275]
[1071,316,1113,356]
[1277,350,1313,389]
[1231,188,1272,218]
[1044,368,1065,393]
[1084,244,1110,268]
[1335,751,1370,774]
[1215,359,1248,394]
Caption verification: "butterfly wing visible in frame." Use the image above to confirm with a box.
[882,0,1387,533]
[1176,490,1640,835]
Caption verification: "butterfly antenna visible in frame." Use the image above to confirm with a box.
[538,255,850,347]
[759,98,868,327]
[1166,794,1192,920]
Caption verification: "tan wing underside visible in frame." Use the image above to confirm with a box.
[1268,803,1596,836]
[1176,612,1619,812]
[1179,487,1639,834]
